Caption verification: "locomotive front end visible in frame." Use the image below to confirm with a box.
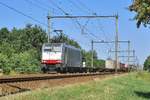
[41,43,63,72]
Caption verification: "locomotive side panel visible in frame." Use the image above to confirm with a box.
[63,45,82,68]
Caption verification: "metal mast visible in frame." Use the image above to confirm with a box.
[47,13,50,43]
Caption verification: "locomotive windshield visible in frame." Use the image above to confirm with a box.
[43,43,62,52]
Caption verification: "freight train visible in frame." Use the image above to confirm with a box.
[41,43,129,73]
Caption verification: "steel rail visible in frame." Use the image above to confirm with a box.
[0,72,117,84]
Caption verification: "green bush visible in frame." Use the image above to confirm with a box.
[11,49,40,74]
[3,67,11,75]
[144,56,150,71]
[0,49,41,74]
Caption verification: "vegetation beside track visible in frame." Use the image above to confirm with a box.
[2,72,150,100]
[0,25,105,75]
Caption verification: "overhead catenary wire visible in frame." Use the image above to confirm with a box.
[24,0,92,45]
[49,0,99,50]
[71,1,112,40]
[79,1,114,51]
[67,0,91,14]
[96,19,114,49]
[24,0,50,12]
[67,0,112,41]
[77,0,96,15]
[80,7,113,49]
[67,0,112,49]
[34,0,57,11]
[50,0,69,15]
[54,0,95,46]
[0,1,47,27]
[48,0,99,40]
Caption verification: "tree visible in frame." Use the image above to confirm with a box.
[0,25,47,74]
[0,28,10,43]
[144,56,150,70]
[129,0,150,28]
[94,59,105,68]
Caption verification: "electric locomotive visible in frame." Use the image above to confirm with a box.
[41,43,83,73]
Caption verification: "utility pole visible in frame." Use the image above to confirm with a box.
[115,15,119,73]
[91,40,94,68]
[133,50,135,66]
[47,13,50,43]
[135,56,139,70]
[128,41,130,72]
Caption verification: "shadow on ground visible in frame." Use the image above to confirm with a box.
[134,91,150,99]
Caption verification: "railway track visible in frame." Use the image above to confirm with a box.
[0,72,126,97]
[0,72,116,84]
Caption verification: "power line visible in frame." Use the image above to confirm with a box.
[0,1,47,26]
[71,1,112,43]
[65,0,92,36]
[47,0,97,44]
[50,0,69,15]
[34,0,57,11]
[67,0,91,14]
[77,0,96,15]
[71,18,99,39]
[48,0,99,40]
[96,20,113,48]
[46,0,94,44]
[69,1,113,55]
[67,0,112,49]
[29,0,59,15]
[24,0,50,11]
[24,0,60,15]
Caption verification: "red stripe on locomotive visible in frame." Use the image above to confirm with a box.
[42,60,62,64]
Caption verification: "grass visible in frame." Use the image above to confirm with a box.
[1,72,150,100]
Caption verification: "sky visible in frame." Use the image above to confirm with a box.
[0,0,150,65]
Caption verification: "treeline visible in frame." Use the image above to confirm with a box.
[0,24,105,74]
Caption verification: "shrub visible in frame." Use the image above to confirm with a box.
[3,67,11,75]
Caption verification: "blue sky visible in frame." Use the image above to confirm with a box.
[0,0,149,65]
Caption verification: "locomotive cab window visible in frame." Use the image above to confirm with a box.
[44,48,52,52]
[43,43,62,52]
